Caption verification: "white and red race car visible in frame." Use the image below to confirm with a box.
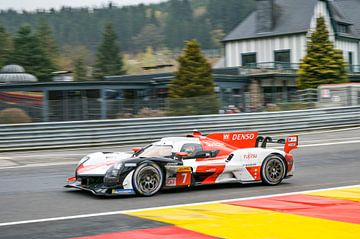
[65,131,298,196]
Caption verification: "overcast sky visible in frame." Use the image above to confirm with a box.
[0,0,167,11]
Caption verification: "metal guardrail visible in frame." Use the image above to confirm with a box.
[0,106,359,152]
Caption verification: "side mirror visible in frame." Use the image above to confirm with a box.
[194,151,208,158]
[194,150,219,158]
[132,147,142,153]
[176,152,188,159]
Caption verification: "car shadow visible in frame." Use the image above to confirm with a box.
[63,181,292,199]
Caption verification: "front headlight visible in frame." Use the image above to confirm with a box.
[104,162,123,184]
[110,162,123,176]
[114,162,122,170]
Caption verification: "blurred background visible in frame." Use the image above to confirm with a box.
[0,0,359,123]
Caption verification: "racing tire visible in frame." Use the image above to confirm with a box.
[261,154,286,185]
[132,162,163,196]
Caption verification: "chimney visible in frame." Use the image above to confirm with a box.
[256,0,274,33]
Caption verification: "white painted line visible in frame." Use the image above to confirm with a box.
[1,139,359,170]
[300,136,360,143]
[300,140,360,148]
[274,126,360,138]
[0,184,359,227]
[296,126,360,135]
[0,153,85,158]
[0,161,78,170]
[0,157,11,160]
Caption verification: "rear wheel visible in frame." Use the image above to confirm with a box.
[132,162,163,196]
[261,155,286,185]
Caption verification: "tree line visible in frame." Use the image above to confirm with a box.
[0,21,125,81]
[0,0,255,52]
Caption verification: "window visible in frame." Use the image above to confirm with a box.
[274,50,291,69]
[337,23,349,33]
[137,145,173,158]
[349,52,353,72]
[241,53,257,67]
[274,50,291,63]
[348,52,353,65]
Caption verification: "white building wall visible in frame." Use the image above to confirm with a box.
[310,0,335,40]
[225,34,307,67]
[335,39,359,65]
[310,0,359,65]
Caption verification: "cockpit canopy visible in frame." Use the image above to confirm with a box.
[135,137,221,159]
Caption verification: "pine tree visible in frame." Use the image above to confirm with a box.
[37,19,59,60]
[73,57,87,81]
[0,25,12,67]
[297,17,348,89]
[11,25,56,81]
[93,23,126,79]
[168,39,219,115]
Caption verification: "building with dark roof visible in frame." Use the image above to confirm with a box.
[223,0,360,68]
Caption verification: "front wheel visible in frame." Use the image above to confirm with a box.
[261,155,286,185]
[132,162,163,196]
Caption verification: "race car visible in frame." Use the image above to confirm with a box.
[65,130,298,196]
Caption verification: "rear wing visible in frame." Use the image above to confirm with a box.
[256,135,298,153]
[191,130,297,152]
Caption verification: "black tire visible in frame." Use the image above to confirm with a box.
[261,155,286,185]
[132,162,163,196]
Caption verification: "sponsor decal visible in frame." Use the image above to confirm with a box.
[232,133,255,141]
[288,136,297,143]
[177,166,192,173]
[166,177,176,186]
[124,163,137,167]
[243,153,257,159]
[223,134,230,140]
[203,142,224,147]
[112,189,135,195]
[205,168,217,172]
[243,163,257,167]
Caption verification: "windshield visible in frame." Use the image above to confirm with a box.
[137,145,173,158]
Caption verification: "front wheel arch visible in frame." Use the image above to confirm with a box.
[132,161,164,196]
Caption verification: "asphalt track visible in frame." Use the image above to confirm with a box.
[0,127,360,238]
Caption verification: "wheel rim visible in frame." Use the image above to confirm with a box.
[265,158,284,183]
[136,166,161,194]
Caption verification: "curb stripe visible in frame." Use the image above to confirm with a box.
[225,194,360,224]
[0,184,359,227]
[68,226,216,239]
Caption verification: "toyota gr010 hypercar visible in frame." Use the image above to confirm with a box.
[65,131,298,196]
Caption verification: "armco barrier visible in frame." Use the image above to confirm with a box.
[0,106,359,152]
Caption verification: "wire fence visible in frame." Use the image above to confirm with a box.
[0,89,323,123]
